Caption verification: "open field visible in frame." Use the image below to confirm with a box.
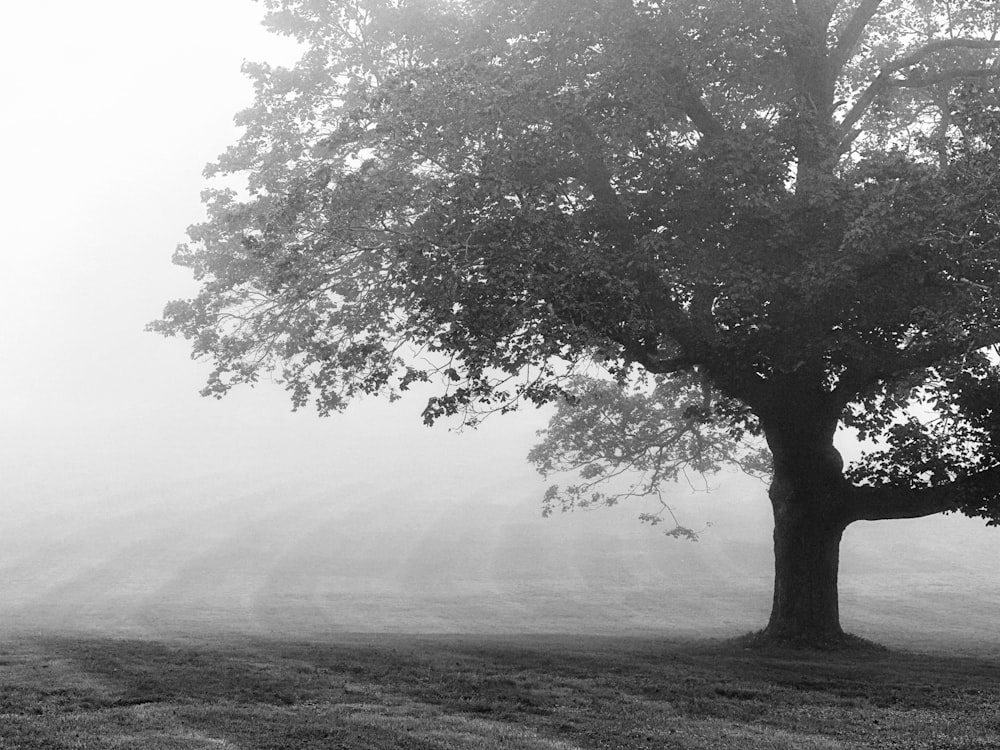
[0,633,998,749]
[4,468,1000,647]
[5,435,1000,747]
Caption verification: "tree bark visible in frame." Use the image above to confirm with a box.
[755,398,855,646]
[762,479,849,644]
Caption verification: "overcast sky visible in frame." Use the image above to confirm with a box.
[3,1,1000,643]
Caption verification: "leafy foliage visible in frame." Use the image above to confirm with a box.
[154,0,1000,528]
[529,371,769,538]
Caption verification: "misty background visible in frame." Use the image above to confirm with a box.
[1,0,999,650]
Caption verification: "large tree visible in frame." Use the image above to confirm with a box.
[154,0,1000,645]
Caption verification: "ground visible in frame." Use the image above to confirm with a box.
[0,632,997,749]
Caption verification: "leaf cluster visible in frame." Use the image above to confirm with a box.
[153,0,1000,521]
[529,371,770,530]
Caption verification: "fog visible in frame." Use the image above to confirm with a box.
[2,1,999,648]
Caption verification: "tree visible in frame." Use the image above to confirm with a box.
[152,0,1000,645]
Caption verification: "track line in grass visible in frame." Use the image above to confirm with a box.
[2,634,999,749]
[336,698,583,749]
[8,701,241,750]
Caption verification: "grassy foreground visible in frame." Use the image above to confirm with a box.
[0,633,997,749]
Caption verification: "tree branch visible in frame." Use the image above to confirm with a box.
[626,349,694,375]
[564,116,713,369]
[845,464,1000,522]
[833,328,1000,405]
[674,83,725,139]
[836,38,1000,151]
[894,66,1000,89]
[836,71,889,149]
[567,115,636,246]
[889,38,1000,73]
[846,483,958,521]
[832,0,884,74]
[795,0,839,38]
[614,1,725,141]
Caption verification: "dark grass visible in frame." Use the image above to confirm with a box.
[0,632,999,748]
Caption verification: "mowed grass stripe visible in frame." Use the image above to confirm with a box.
[0,634,997,749]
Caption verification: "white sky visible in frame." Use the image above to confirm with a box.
[0,0,554,540]
[0,1,546,487]
[1,1,999,643]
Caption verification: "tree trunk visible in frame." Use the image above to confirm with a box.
[755,401,855,646]
[741,380,980,647]
[761,485,848,644]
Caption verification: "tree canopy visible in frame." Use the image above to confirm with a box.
[154,0,1000,643]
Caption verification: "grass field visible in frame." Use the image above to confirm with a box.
[0,632,998,749]
[5,459,1000,747]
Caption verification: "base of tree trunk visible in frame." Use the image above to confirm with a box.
[735,629,887,652]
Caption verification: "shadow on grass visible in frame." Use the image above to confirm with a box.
[0,632,997,749]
